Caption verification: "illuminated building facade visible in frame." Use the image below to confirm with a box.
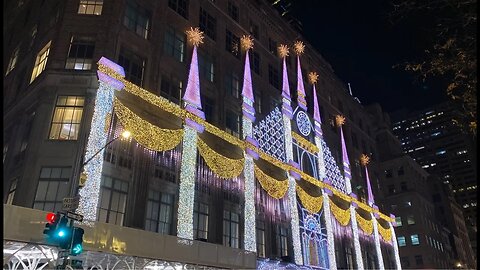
[4,0,400,269]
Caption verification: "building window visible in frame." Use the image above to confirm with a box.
[164,26,186,63]
[268,38,277,56]
[30,41,51,83]
[33,167,71,212]
[397,236,406,247]
[227,1,238,21]
[145,190,174,235]
[385,169,393,178]
[398,166,404,175]
[252,51,261,75]
[5,178,18,205]
[168,0,189,19]
[256,220,266,257]
[414,255,423,265]
[199,8,216,40]
[400,257,410,267]
[255,93,262,114]
[411,234,420,245]
[78,0,103,15]
[123,1,150,39]
[276,225,288,257]
[395,216,402,227]
[198,51,214,82]
[201,94,214,123]
[249,20,259,39]
[193,201,209,240]
[98,176,128,226]
[226,109,240,137]
[49,96,84,140]
[268,64,280,89]
[225,29,240,58]
[65,37,95,70]
[160,76,182,104]
[118,48,145,86]
[407,215,416,225]
[387,184,396,195]
[225,71,240,98]
[223,210,240,248]
[6,46,19,75]
[400,181,407,191]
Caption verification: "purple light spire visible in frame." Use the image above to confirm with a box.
[312,83,323,137]
[296,55,307,111]
[182,46,202,110]
[336,116,352,193]
[365,166,375,206]
[242,49,255,121]
[281,58,293,119]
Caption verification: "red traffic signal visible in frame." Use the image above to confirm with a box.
[46,212,57,224]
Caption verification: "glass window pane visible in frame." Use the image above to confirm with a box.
[45,182,58,200]
[98,209,107,223]
[35,182,48,200]
[44,203,55,212]
[51,168,61,178]
[100,189,111,209]
[40,168,51,178]
[57,181,70,198]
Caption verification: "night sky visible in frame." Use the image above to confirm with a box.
[288,0,449,113]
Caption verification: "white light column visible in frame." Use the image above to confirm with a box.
[322,189,337,269]
[390,220,402,269]
[372,214,386,269]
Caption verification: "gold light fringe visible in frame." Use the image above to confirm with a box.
[98,62,396,224]
[292,132,319,153]
[197,137,244,179]
[329,198,351,226]
[104,112,112,133]
[186,27,204,46]
[296,185,323,213]
[113,98,184,151]
[360,154,370,166]
[278,44,289,58]
[253,164,288,199]
[377,221,392,242]
[355,211,373,235]
[335,115,346,127]
[308,72,319,85]
[241,35,254,51]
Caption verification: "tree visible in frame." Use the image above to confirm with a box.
[390,0,477,136]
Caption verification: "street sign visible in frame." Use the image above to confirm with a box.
[62,197,79,211]
[66,211,83,222]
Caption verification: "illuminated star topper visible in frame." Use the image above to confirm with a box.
[186,27,204,46]
[241,35,254,51]
[335,115,346,127]
[360,154,370,166]
[278,44,289,58]
[308,71,319,85]
[293,40,305,55]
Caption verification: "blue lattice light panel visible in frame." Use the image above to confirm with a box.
[253,107,286,162]
[321,138,346,193]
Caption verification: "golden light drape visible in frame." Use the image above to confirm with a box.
[355,211,373,235]
[296,185,323,213]
[329,198,351,226]
[113,98,184,151]
[377,222,392,242]
[253,164,288,199]
[292,132,319,153]
[197,138,244,179]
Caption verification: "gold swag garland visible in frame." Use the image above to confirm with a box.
[197,138,244,179]
[292,132,319,153]
[113,98,184,151]
[377,221,392,242]
[355,211,373,235]
[254,164,288,199]
[296,185,323,213]
[329,198,351,226]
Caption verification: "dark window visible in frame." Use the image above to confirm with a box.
[414,255,423,265]
[268,38,277,56]
[193,201,209,240]
[123,1,150,39]
[385,169,393,178]
[400,181,407,191]
[118,48,145,86]
[352,132,359,148]
[256,220,266,257]
[268,64,280,89]
[388,184,396,195]
[145,190,174,234]
[223,210,240,248]
[252,51,261,75]
[227,1,238,21]
[168,0,189,19]
[199,8,216,40]
[226,109,240,137]
[160,76,182,104]
[225,71,240,99]
[249,20,259,39]
[164,26,186,62]
[225,29,240,58]
[65,37,95,70]
[398,166,404,175]
[98,176,128,226]
[34,167,71,213]
[198,51,214,82]
[276,224,288,257]
[5,178,17,204]
[201,94,214,123]
[400,257,410,267]
[255,92,262,114]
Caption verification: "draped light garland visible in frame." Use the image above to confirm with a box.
[292,132,319,153]
[296,185,323,213]
[113,98,184,151]
[377,221,392,242]
[253,164,288,199]
[329,198,351,226]
[355,212,373,235]
[197,138,244,179]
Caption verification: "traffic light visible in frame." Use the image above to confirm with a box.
[70,227,84,255]
[56,216,73,249]
[43,212,59,239]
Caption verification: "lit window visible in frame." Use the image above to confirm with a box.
[225,71,240,99]
[65,37,95,70]
[145,190,173,235]
[30,41,51,83]
[411,234,420,245]
[436,150,446,155]
[33,167,71,213]
[6,46,19,75]
[168,0,189,19]
[123,1,151,39]
[407,215,415,225]
[223,210,240,248]
[78,0,103,15]
[164,26,185,63]
[398,236,406,247]
[98,176,128,226]
[457,150,467,155]
[395,216,402,227]
[5,178,18,205]
[193,201,209,240]
[49,96,84,140]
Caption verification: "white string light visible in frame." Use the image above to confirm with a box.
[390,222,402,269]
[322,192,337,270]
[243,116,257,252]
[350,206,364,269]
[372,214,386,269]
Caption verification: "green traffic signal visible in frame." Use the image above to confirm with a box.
[70,227,84,255]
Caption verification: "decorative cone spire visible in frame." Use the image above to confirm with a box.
[241,37,255,122]
[294,41,307,110]
[310,72,323,137]
[361,154,375,206]
[279,44,293,118]
[339,119,352,193]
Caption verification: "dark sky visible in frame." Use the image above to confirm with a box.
[288,0,449,113]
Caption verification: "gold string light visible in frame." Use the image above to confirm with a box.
[186,27,204,46]
[104,112,112,133]
[360,154,370,166]
[292,132,319,153]
[308,72,319,85]
[113,98,184,151]
[377,221,392,242]
[241,35,254,51]
[278,44,289,58]
[253,164,288,199]
[329,198,351,226]
[296,185,323,213]
[197,137,244,179]
[293,41,305,55]
[335,115,346,127]
[355,211,374,235]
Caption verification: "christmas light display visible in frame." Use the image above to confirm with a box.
[254,164,288,199]
[322,192,337,269]
[292,132,319,153]
[355,212,373,235]
[372,215,386,269]
[296,185,323,213]
[390,222,403,269]
[196,138,244,178]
